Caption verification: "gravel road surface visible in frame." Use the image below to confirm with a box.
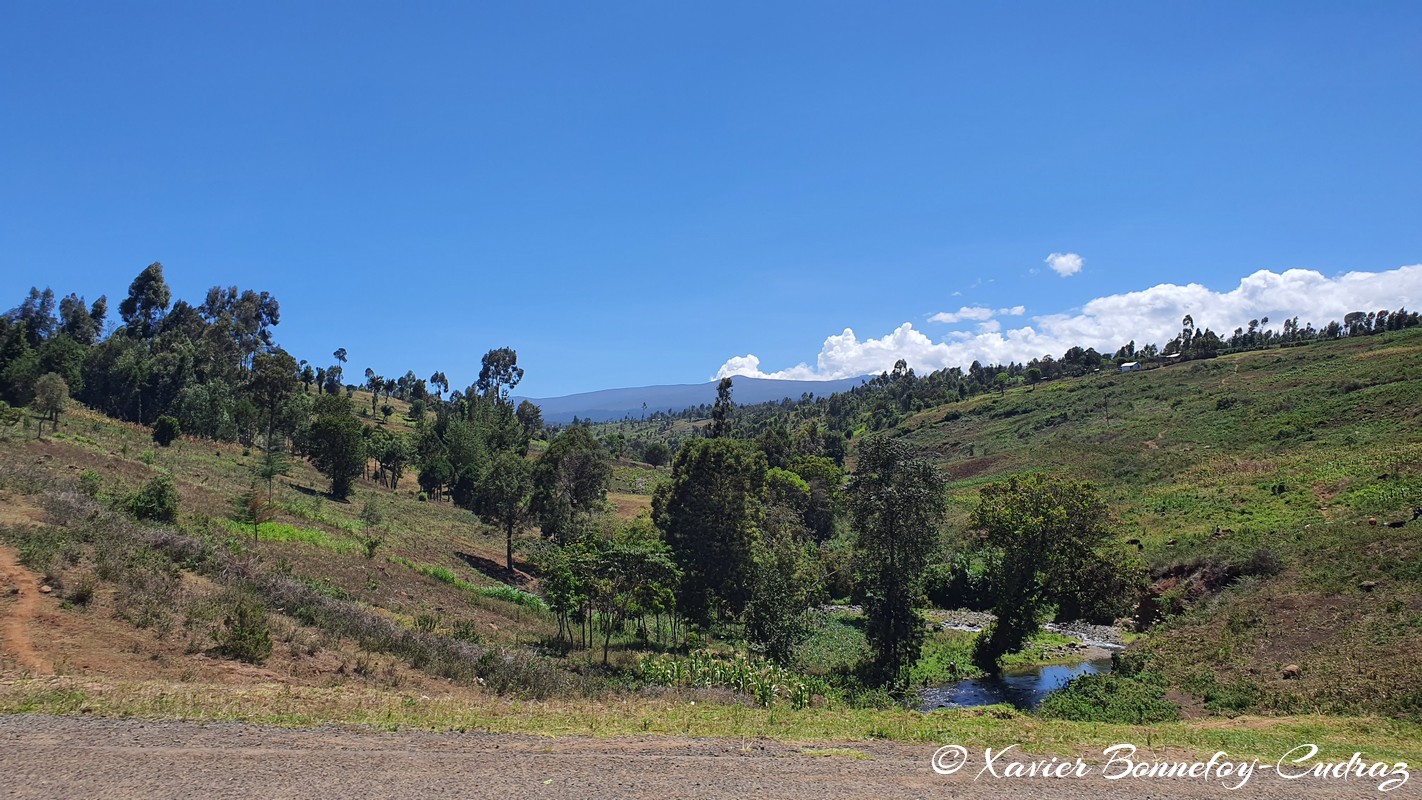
[0,715,1397,799]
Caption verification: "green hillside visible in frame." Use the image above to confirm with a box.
[892,329,1422,717]
[1,323,1420,751]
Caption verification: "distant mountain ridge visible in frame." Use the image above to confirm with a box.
[513,375,870,424]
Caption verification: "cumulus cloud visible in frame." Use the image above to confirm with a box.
[713,265,1422,381]
[1046,252,1084,277]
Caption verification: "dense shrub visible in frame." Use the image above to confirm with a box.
[78,469,103,498]
[214,591,273,664]
[126,472,179,523]
[152,415,181,447]
[1037,671,1178,723]
[66,572,97,607]
[643,441,670,467]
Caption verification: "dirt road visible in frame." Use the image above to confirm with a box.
[0,715,1398,799]
[0,548,49,674]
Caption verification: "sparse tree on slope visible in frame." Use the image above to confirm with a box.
[33,372,69,436]
[307,394,365,499]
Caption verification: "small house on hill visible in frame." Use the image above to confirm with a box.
[1120,361,1141,372]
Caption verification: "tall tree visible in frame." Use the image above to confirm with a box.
[364,368,385,415]
[15,287,58,345]
[429,371,448,398]
[199,285,280,375]
[476,347,524,403]
[247,349,298,448]
[473,449,533,571]
[58,293,104,345]
[745,504,819,664]
[307,394,366,499]
[531,425,611,543]
[118,262,171,339]
[515,399,543,439]
[709,377,734,438]
[652,438,766,625]
[848,435,946,690]
[789,455,842,541]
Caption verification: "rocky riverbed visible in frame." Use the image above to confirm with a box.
[822,607,1128,653]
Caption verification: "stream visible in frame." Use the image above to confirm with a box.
[918,658,1114,712]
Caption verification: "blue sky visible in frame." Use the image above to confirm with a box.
[3,2,1420,396]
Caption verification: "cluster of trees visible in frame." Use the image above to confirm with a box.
[967,474,1143,669]
[535,426,921,680]
[0,267,540,560]
[1,264,299,442]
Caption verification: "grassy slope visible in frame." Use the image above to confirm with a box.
[894,329,1422,717]
[1,402,557,651]
[1,330,1420,751]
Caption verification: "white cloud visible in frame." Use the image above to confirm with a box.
[713,265,1422,381]
[928,305,1026,325]
[1046,252,1084,277]
[929,305,996,324]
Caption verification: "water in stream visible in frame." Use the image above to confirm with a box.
[919,658,1113,712]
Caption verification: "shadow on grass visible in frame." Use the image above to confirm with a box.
[455,550,533,588]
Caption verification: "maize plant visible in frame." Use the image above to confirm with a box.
[637,651,828,709]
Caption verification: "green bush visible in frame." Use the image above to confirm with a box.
[126,473,180,523]
[1037,672,1178,723]
[214,592,273,664]
[152,415,181,447]
[78,469,103,498]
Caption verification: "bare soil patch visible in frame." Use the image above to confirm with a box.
[0,547,50,674]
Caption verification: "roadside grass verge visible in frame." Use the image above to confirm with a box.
[2,678,1418,764]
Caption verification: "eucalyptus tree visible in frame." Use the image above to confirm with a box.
[848,435,946,690]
